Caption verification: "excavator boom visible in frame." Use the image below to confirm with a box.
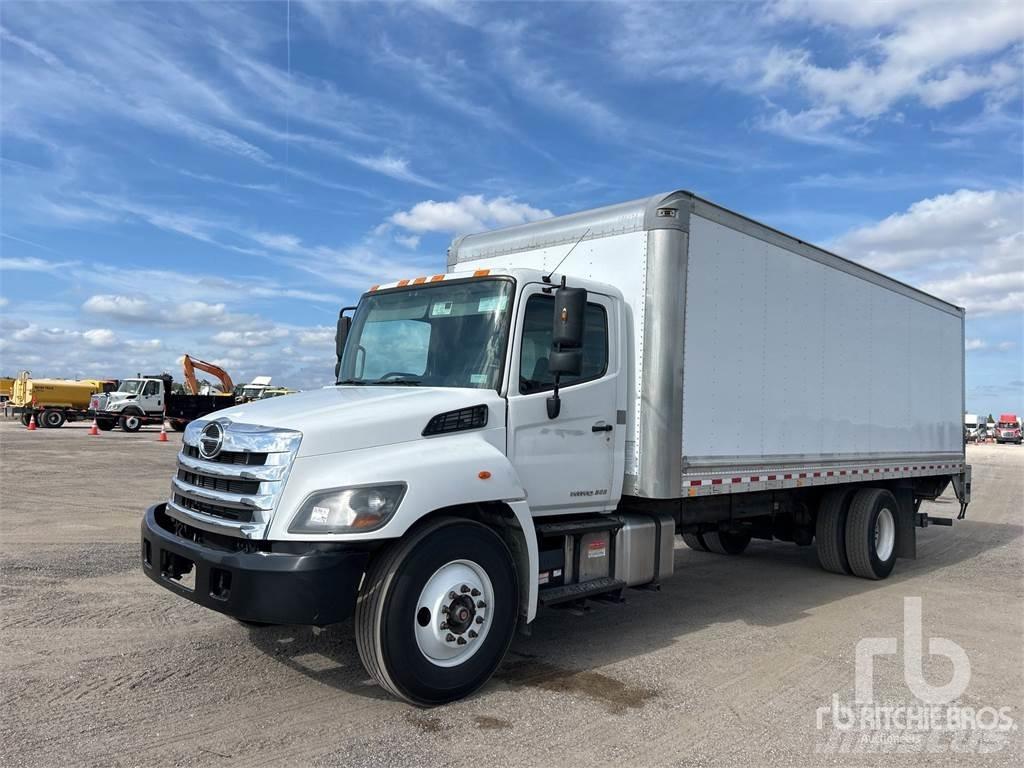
[182,355,235,396]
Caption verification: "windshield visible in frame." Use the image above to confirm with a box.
[117,379,145,394]
[338,278,514,389]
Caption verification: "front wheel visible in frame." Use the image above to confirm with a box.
[96,418,116,431]
[169,419,188,432]
[120,413,143,432]
[355,519,518,705]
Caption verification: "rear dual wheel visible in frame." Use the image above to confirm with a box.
[355,519,517,705]
[682,530,750,555]
[816,487,898,580]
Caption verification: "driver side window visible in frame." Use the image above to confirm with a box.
[519,294,608,394]
[143,380,160,397]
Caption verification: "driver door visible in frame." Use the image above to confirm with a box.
[506,285,619,515]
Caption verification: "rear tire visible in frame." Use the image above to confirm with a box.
[21,413,32,427]
[681,532,709,552]
[703,530,751,555]
[40,410,66,428]
[120,413,142,432]
[355,518,518,705]
[96,418,116,431]
[815,488,855,574]
[845,488,899,580]
[170,419,188,432]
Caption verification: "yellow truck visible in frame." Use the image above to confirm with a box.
[8,372,116,428]
[0,377,14,403]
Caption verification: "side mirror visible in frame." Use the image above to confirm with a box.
[335,307,355,379]
[546,286,587,420]
[552,286,587,348]
[548,348,582,377]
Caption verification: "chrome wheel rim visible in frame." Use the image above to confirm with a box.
[414,559,493,667]
[875,507,895,561]
[126,416,139,429]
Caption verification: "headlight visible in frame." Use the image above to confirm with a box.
[289,484,406,534]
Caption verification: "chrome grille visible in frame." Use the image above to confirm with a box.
[167,420,302,539]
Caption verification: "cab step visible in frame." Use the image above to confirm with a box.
[538,576,626,606]
[535,517,622,538]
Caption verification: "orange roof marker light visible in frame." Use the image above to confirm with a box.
[473,269,490,277]
[412,276,426,284]
[397,279,410,287]
[369,284,380,292]
[429,274,445,282]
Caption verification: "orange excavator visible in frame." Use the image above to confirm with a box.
[182,355,235,397]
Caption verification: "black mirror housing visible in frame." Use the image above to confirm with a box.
[335,309,354,379]
[548,348,582,377]
[552,287,587,348]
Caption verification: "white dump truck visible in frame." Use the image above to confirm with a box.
[141,190,970,705]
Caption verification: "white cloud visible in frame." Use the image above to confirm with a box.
[390,194,552,234]
[83,294,254,327]
[348,154,440,188]
[211,329,289,347]
[297,327,335,346]
[966,338,988,351]
[83,328,116,346]
[395,234,421,250]
[0,255,77,272]
[83,294,151,320]
[834,188,1024,316]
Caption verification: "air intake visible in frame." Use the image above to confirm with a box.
[422,405,489,436]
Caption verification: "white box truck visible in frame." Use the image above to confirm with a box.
[141,190,971,705]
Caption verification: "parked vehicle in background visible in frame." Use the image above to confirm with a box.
[91,356,236,432]
[0,376,14,403]
[964,413,983,443]
[995,414,1022,444]
[258,387,298,399]
[7,371,116,428]
[141,190,971,705]
[237,376,274,402]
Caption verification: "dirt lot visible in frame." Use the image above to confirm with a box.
[1,421,1021,767]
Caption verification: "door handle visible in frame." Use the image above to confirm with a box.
[592,423,613,433]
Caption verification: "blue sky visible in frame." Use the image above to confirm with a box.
[0,0,1021,416]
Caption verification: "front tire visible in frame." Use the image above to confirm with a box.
[355,518,518,705]
[120,413,142,432]
[96,418,116,431]
[845,488,898,580]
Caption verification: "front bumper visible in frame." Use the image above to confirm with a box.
[141,504,369,625]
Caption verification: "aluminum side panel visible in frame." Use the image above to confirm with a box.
[682,215,964,464]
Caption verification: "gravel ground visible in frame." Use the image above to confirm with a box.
[1,421,1021,767]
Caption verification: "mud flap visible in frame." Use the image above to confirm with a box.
[952,466,972,520]
[894,486,917,560]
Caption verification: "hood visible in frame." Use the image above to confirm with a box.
[211,385,506,457]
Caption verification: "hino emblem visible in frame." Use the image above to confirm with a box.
[198,422,224,459]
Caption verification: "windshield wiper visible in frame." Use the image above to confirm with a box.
[335,378,365,385]
[373,378,422,386]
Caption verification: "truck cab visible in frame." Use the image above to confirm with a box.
[142,268,628,703]
[91,376,167,431]
[995,414,1022,444]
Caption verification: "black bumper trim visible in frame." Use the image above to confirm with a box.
[141,504,368,625]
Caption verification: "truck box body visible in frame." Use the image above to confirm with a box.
[11,376,110,410]
[449,190,966,500]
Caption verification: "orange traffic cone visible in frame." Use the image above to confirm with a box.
[88,418,99,436]
[27,413,37,431]
[157,423,169,442]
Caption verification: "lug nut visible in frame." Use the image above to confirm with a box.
[471,588,481,597]
[439,621,448,630]
[441,605,449,614]
[468,630,478,639]
[448,591,457,600]
[460,584,471,594]
[446,633,456,642]
[475,616,484,625]
[476,600,486,609]
[456,637,467,645]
